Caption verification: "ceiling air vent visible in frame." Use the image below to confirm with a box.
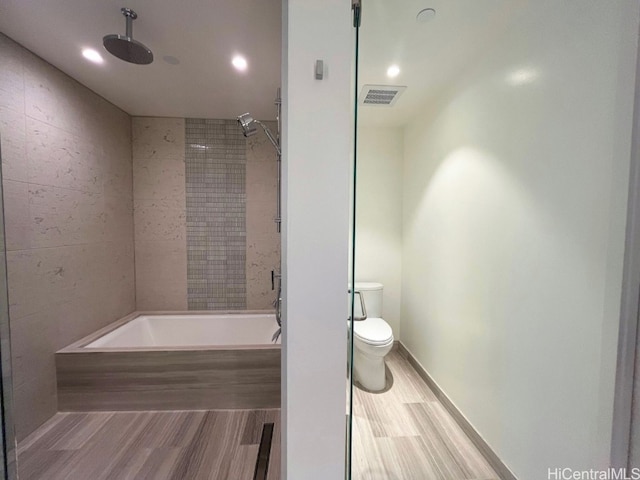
[359,85,407,107]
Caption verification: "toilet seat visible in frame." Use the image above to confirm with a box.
[353,317,393,346]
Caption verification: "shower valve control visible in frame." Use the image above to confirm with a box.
[271,270,282,291]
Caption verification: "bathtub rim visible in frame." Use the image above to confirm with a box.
[58,310,282,354]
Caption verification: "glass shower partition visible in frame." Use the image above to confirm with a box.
[0,137,17,479]
[346,1,362,479]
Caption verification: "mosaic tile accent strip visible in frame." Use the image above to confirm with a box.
[185,119,246,310]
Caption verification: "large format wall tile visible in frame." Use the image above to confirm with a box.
[3,180,29,251]
[0,108,27,183]
[133,156,185,199]
[10,310,57,391]
[132,117,187,310]
[13,366,57,441]
[0,34,135,441]
[0,34,24,115]
[104,195,134,243]
[135,240,187,310]
[29,185,104,248]
[133,117,185,160]
[26,117,103,194]
[133,197,186,243]
[246,121,280,310]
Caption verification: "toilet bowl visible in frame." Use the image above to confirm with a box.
[350,283,394,392]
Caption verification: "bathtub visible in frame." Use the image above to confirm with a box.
[56,311,281,412]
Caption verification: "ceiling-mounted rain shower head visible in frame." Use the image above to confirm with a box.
[237,113,258,137]
[103,8,154,65]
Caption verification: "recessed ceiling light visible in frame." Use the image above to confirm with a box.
[232,55,248,72]
[417,8,436,23]
[82,48,104,64]
[387,65,400,78]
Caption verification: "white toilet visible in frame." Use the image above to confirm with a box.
[351,282,394,392]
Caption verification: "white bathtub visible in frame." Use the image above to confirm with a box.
[85,313,281,348]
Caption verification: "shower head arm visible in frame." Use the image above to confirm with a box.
[121,8,137,38]
[125,14,133,38]
[254,120,281,156]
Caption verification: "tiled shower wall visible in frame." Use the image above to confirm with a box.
[185,119,246,310]
[132,117,280,310]
[0,34,135,440]
[245,121,281,309]
[132,118,187,310]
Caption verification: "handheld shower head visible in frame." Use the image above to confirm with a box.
[238,91,282,233]
[237,113,258,137]
[103,8,153,65]
[236,113,280,155]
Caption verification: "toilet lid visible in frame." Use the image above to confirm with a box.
[353,317,393,345]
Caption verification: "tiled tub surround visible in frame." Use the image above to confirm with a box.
[0,34,135,440]
[56,311,281,412]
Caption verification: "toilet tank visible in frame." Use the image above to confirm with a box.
[354,282,383,318]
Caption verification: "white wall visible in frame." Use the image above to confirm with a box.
[281,1,352,478]
[356,128,403,335]
[399,2,639,479]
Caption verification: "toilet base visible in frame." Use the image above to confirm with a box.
[353,344,391,392]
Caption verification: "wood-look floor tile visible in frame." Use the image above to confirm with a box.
[63,412,153,480]
[241,409,269,445]
[203,411,251,479]
[385,352,439,403]
[377,436,453,480]
[353,351,438,408]
[351,415,385,479]
[168,410,248,480]
[18,413,71,454]
[353,351,500,480]
[135,447,184,480]
[266,410,281,480]
[406,402,498,479]
[20,413,88,451]
[17,448,78,480]
[228,444,260,480]
[354,391,422,438]
[18,409,281,480]
[104,445,155,479]
[49,412,113,450]
[161,411,209,448]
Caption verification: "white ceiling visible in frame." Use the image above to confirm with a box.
[0,0,282,120]
[358,0,525,127]
[0,0,525,126]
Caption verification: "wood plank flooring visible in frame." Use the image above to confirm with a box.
[352,350,501,480]
[18,409,281,480]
